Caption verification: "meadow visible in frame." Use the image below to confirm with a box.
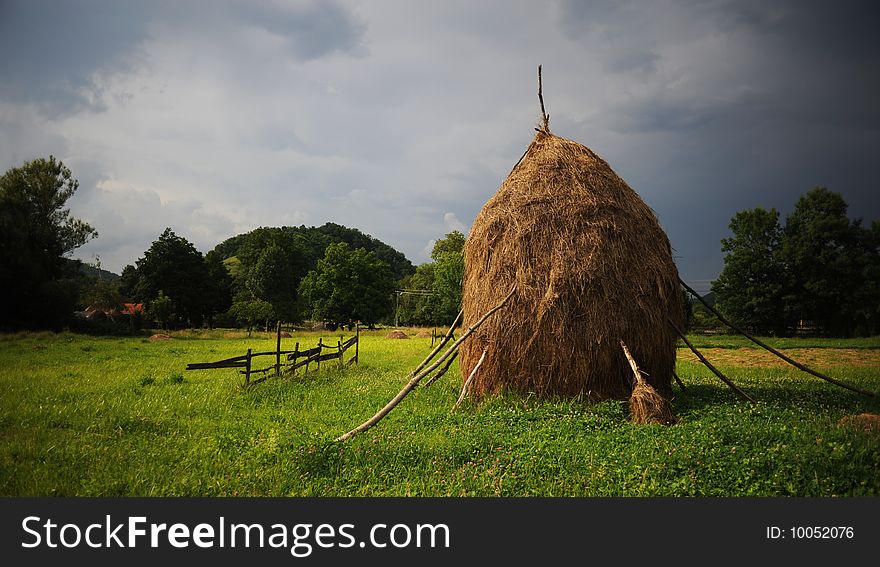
[0,329,878,496]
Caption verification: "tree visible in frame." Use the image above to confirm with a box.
[431,230,465,259]
[128,228,211,328]
[712,207,791,335]
[148,290,174,330]
[228,295,274,336]
[712,187,879,337]
[781,187,872,336]
[397,263,439,326]
[246,243,300,322]
[204,250,233,328]
[298,242,394,326]
[430,231,465,325]
[0,156,97,329]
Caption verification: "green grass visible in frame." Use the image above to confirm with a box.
[0,331,877,496]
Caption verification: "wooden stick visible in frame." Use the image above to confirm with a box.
[619,340,644,386]
[410,310,463,379]
[537,65,549,132]
[672,370,687,391]
[669,319,755,403]
[679,278,875,398]
[335,287,515,442]
[422,350,458,388]
[453,349,486,410]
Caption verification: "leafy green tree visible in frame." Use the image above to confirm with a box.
[204,250,233,328]
[228,295,274,336]
[431,230,465,259]
[397,263,439,326]
[712,207,791,335]
[298,242,394,326]
[0,156,97,329]
[433,251,464,324]
[84,276,125,311]
[713,187,878,337]
[781,187,873,336]
[246,243,300,322]
[128,228,211,328]
[430,231,465,325]
[148,290,174,330]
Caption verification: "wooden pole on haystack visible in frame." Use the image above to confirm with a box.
[669,319,755,403]
[538,65,550,133]
[453,349,486,411]
[621,340,677,425]
[335,287,515,442]
[679,278,876,398]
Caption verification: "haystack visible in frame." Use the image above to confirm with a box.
[386,330,409,339]
[459,127,683,404]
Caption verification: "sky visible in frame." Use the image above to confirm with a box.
[1,0,878,294]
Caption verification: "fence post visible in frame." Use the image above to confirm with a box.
[355,324,359,365]
[245,348,252,386]
[292,341,299,376]
[275,321,282,376]
[317,339,322,373]
[338,339,343,369]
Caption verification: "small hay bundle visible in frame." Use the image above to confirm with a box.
[460,128,683,408]
[386,330,409,339]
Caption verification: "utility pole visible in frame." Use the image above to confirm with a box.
[394,289,434,328]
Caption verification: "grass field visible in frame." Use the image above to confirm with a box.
[0,329,878,496]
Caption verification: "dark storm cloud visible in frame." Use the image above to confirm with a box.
[553,0,880,293]
[234,1,366,60]
[0,0,365,118]
[0,0,151,117]
[1,1,876,285]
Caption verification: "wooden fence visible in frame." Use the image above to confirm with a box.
[186,323,358,386]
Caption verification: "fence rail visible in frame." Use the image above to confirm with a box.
[186,323,359,385]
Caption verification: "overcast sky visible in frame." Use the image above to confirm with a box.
[2,0,878,294]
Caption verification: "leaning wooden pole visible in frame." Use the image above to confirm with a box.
[335,287,515,442]
[422,350,458,388]
[669,319,755,403]
[680,278,875,397]
[453,349,486,411]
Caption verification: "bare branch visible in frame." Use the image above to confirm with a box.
[453,349,486,411]
[335,287,516,442]
[679,277,875,398]
[538,65,549,132]
[669,318,755,403]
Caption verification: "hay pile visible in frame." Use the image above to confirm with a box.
[386,330,409,339]
[459,128,683,405]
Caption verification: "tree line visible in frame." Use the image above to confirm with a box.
[0,156,465,332]
[711,187,879,337]
[4,157,875,337]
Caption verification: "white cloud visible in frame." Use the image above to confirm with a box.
[443,212,467,234]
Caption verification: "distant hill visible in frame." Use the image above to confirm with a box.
[65,258,119,281]
[212,222,415,280]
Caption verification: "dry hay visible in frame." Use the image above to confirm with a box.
[629,380,678,425]
[386,330,409,339]
[149,333,172,341]
[279,331,293,338]
[460,128,682,405]
[837,413,880,436]
[416,330,433,338]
